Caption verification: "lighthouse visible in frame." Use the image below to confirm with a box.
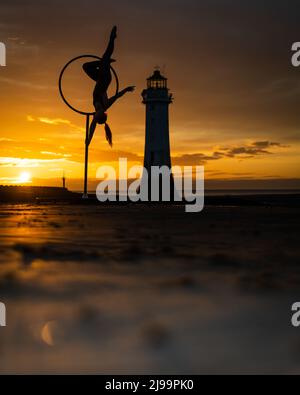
[141,69,174,199]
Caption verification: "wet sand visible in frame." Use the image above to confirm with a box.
[0,202,300,374]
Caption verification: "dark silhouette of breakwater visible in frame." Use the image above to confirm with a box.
[1,185,300,207]
[0,186,78,203]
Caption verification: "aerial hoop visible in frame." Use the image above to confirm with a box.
[58,54,119,116]
[58,54,119,199]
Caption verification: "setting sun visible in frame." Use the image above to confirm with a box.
[18,172,31,184]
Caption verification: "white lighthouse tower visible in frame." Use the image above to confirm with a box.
[141,69,174,199]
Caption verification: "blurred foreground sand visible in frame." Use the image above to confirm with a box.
[0,203,300,374]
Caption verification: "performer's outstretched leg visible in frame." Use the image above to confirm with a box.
[93,26,117,104]
[102,26,117,62]
[83,26,117,83]
[85,26,134,148]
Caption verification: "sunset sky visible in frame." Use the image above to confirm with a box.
[0,0,300,189]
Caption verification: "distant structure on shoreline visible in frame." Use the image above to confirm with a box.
[141,69,174,197]
[62,172,66,189]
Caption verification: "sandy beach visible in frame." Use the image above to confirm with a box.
[0,200,300,374]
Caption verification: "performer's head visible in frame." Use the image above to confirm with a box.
[96,112,108,125]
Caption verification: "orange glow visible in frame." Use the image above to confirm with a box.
[0,12,300,190]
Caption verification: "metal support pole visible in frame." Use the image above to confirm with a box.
[82,114,90,199]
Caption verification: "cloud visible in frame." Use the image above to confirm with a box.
[41,151,72,158]
[0,77,52,91]
[173,140,287,165]
[224,141,286,158]
[38,118,72,126]
[27,115,85,132]
[0,156,77,168]
[173,152,224,166]
[252,141,286,149]
[89,150,142,163]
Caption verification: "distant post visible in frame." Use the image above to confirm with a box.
[62,171,66,190]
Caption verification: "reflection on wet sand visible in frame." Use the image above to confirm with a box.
[0,203,300,374]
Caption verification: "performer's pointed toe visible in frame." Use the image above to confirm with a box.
[111,26,117,39]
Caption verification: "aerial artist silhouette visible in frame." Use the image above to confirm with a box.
[83,26,135,147]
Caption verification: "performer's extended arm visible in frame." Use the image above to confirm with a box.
[86,86,135,147]
[107,86,135,109]
[102,26,117,62]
